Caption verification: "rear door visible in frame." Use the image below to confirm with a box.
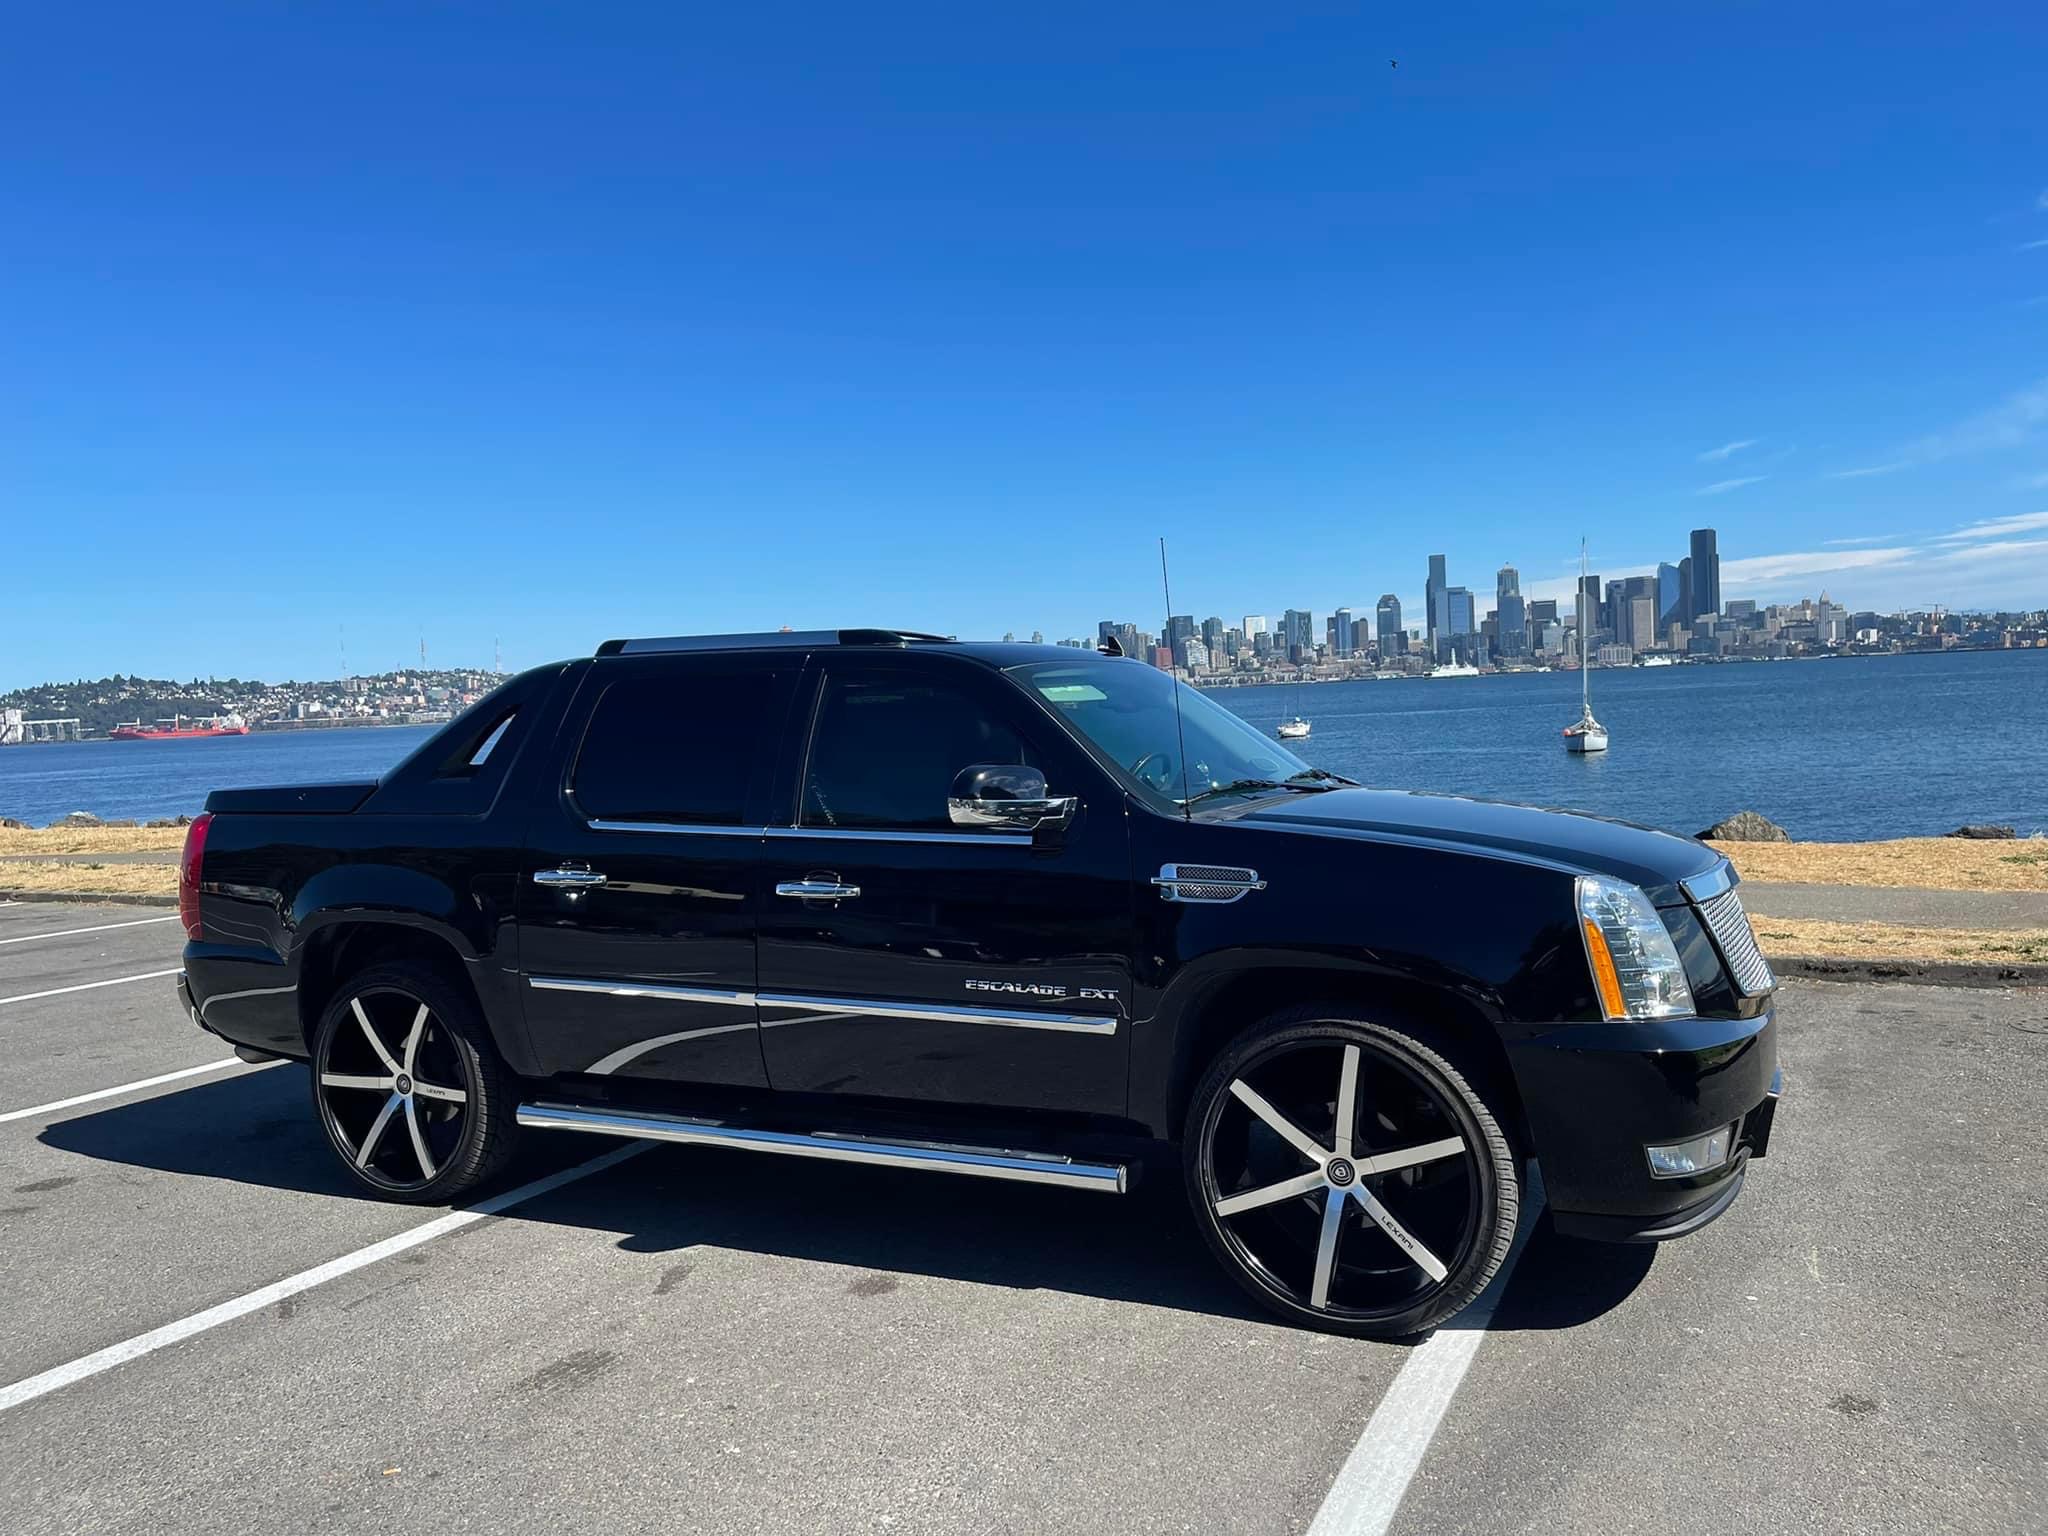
[753,653,1134,1116]
[516,654,796,1086]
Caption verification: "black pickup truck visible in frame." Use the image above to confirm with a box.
[177,628,1780,1337]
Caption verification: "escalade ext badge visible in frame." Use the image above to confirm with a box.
[1151,864,1267,903]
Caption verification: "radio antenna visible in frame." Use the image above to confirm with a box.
[1159,537,1193,820]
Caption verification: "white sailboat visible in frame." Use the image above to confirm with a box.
[1564,540,1609,754]
[1276,676,1310,739]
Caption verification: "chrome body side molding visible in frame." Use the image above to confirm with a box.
[581,818,1031,848]
[527,976,756,1007]
[515,1102,1128,1193]
[527,976,1119,1037]
[756,992,1119,1035]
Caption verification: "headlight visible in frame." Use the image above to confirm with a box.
[1575,875,1695,1021]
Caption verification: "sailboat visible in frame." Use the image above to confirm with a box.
[1563,540,1609,754]
[1276,676,1310,739]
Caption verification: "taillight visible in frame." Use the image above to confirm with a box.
[178,812,212,940]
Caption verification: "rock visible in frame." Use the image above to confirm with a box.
[1945,824,2016,839]
[54,810,103,827]
[145,815,195,829]
[1698,810,1790,842]
[0,816,27,830]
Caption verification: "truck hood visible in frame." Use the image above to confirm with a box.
[1238,787,1722,906]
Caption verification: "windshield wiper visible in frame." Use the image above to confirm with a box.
[1184,776,1338,807]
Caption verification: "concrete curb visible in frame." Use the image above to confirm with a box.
[1769,954,2048,989]
[0,889,178,909]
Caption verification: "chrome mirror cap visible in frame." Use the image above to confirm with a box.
[946,764,1076,832]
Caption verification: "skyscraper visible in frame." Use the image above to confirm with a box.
[1330,607,1354,658]
[1447,587,1475,659]
[1376,594,1404,656]
[1282,609,1315,662]
[1689,528,1721,618]
[1201,617,1224,657]
[1575,572,1603,633]
[1657,562,1683,629]
[1495,565,1526,657]
[1426,554,1449,660]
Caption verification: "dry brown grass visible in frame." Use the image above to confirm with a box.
[0,825,186,856]
[0,860,177,898]
[1750,916,2048,966]
[1710,837,2048,892]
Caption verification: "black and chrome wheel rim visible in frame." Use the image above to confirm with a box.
[1199,1037,1481,1323]
[317,988,473,1192]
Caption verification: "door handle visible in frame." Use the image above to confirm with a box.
[533,867,609,889]
[775,880,861,901]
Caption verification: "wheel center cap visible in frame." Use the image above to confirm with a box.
[1326,1158,1356,1186]
[395,1074,414,1096]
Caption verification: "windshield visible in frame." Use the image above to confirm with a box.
[1009,659,1338,813]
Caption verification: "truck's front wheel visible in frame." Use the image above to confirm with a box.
[310,961,520,1204]
[1184,1008,1520,1337]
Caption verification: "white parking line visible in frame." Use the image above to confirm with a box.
[0,915,181,947]
[0,1141,651,1415]
[0,1058,274,1126]
[0,969,182,1008]
[1304,1167,1548,1536]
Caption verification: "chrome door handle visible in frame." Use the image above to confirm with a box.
[533,868,609,888]
[775,880,860,901]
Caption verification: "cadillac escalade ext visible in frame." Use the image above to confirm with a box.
[176,628,1781,1337]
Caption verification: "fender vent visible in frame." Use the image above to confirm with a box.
[1152,864,1266,904]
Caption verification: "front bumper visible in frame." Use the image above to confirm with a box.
[1509,1005,1780,1243]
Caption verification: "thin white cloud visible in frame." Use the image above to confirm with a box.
[1925,536,2048,565]
[1933,510,2048,542]
[1720,546,1919,584]
[1902,377,2048,462]
[1697,439,1758,463]
[2021,238,2048,252]
[1822,533,1903,546]
[1695,475,1768,496]
[1821,376,2048,482]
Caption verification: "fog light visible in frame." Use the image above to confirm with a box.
[1645,1124,1735,1179]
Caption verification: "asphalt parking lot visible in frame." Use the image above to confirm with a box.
[2,900,2042,1535]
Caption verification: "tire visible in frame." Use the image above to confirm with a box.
[1183,1006,1519,1337]
[309,961,520,1204]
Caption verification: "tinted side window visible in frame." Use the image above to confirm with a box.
[572,668,779,825]
[802,674,1036,831]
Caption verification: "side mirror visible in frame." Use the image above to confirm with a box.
[947,763,1077,833]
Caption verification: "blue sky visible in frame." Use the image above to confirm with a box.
[4,2,2046,686]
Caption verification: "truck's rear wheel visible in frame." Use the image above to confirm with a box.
[310,961,519,1203]
[1184,1009,1519,1337]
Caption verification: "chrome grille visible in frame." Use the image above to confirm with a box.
[1696,888,1776,996]
[1152,864,1266,904]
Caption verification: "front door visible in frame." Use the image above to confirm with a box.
[516,654,797,1086]
[755,656,1133,1117]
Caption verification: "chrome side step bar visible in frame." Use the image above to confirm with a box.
[515,1101,1128,1194]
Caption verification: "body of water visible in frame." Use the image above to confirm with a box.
[1,650,2041,839]
[1212,649,2045,840]
[0,725,441,826]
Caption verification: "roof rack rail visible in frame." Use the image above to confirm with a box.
[594,629,955,658]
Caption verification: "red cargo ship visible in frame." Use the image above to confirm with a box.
[108,714,249,741]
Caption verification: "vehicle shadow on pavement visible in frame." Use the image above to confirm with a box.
[1478,1222,1657,1332]
[41,1069,1653,1333]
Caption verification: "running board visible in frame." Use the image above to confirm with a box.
[515,1101,1128,1194]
